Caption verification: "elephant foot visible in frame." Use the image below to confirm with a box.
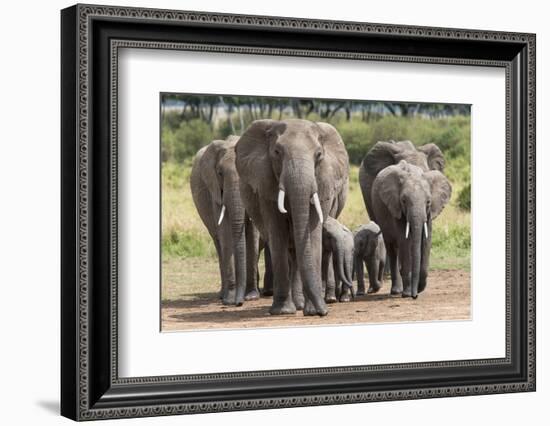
[244,289,260,301]
[401,288,411,298]
[391,285,403,296]
[367,285,381,294]
[262,289,274,297]
[269,299,297,315]
[356,288,366,296]
[339,294,352,302]
[294,297,305,311]
[303,299,328,317]
[339,287,353,302]
[222,289,244,306]
[325,295,337,304]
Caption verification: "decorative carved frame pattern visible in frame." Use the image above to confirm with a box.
[61,3,536,421]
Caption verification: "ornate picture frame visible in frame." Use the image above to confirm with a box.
[61,4,535,420]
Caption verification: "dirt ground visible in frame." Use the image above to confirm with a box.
[161,269,470,331]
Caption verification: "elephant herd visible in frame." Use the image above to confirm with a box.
[190,119,452,317]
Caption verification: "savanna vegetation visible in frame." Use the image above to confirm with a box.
[161,95,471,300]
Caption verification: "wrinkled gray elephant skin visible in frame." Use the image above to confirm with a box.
[190,136,262,306]
[322,217,355,302]
[236,119,349,316]
[353,222,386,295]
[371,160,451,298]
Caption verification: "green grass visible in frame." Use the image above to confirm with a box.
[161,163,471,271]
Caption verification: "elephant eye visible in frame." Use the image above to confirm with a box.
[315,150,323,164]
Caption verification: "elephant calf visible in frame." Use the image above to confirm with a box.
[353,222,386,295]
[190,136,262,306]
[322,217,355,302]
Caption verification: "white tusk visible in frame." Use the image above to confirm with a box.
[405,221,410,239]
[424,222,429,239]
[311,193,324,223]
[277,189,287,214]
[217,205,226,226]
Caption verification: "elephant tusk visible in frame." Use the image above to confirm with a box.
[424,222,429,239]
[277,189,287,214]
[217,204,226,226]
[405,221,410,239]
[311,193,324,224]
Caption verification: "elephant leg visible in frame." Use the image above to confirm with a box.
[302,225,327,316]
[244,219,260,301]
[324,252,337,303]
[387,244,403,295]
[213,237,225,299]
[367,256,381,294]
[378,258,385,288]
[267,218,295,315]
[262,245,274,297]
[355,256,366,296]
[399,244,412,298]
[418,229,432,293]
[289,252,305,310]
[220,237,237,305]
[383,254,391,275]
[321,249,328,295]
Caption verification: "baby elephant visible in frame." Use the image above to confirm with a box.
[322,217,355,302]
[353,222,386,295]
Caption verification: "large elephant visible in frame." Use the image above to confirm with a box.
[371,160,452,298]
[190,136,261,306]
[236,119,349,316]
[359,140,445,224]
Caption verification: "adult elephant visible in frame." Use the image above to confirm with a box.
[190,136,261,306]
[371,160,451,298]
[359,140,445,224]
[236,119,349,316]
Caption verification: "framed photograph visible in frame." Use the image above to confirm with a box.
[61,4,536,421]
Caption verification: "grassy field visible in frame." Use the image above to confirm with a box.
[161,161,470,303]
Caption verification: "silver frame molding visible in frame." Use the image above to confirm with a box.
[61,3,536,421]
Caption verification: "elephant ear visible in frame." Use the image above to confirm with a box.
[374,162,406,219]
[362,141,403,177]
[425,170,452,219]
[417,143,445,172]
[235,120,280,202]
[199,140,227,205]
[316,122,349,205]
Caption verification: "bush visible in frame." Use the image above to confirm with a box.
[337,120,373,164]
[432,222,471,254]
[162,119,213,163]
[162,229,216,258]
[336,115,471,166]
[457,183,471,211]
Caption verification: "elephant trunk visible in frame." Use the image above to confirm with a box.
[409,220,423,299]
[282,160,327,316]
[419,220,432,293]
[226,184,247,306]
[334,243,354,299]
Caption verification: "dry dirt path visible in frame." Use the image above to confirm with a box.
[161,269,470,331]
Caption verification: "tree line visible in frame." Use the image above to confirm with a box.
[161,94,470,135]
